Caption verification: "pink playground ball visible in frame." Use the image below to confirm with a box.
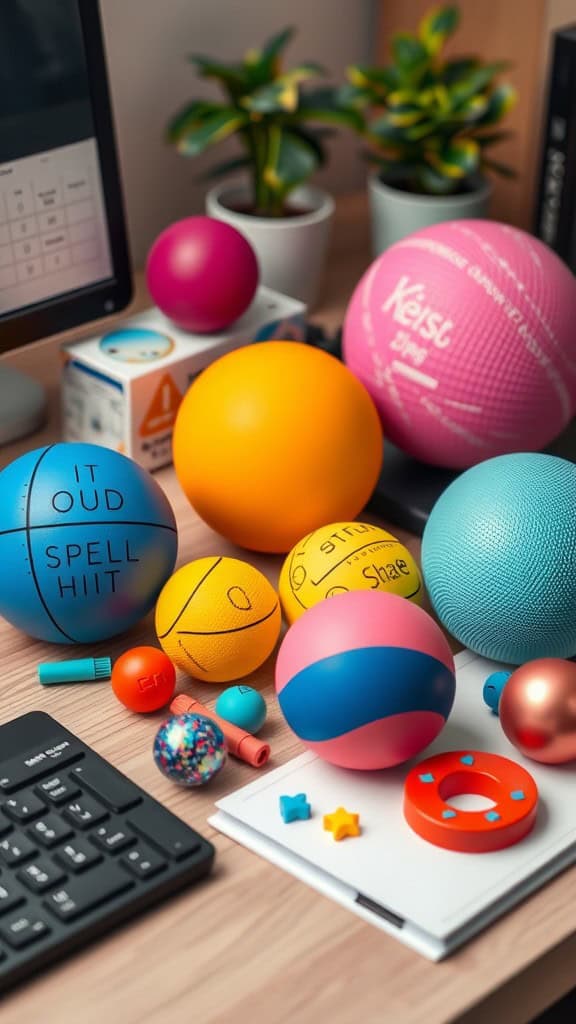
[343,219,576,468]
[275,590,455,770]
[146,216,259,333]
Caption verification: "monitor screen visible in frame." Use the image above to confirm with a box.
[0,0,131,350]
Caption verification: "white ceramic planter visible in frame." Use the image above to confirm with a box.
[205,181,334,309]
[368,173,492,256]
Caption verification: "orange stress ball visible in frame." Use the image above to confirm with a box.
[172,341,384,553]
[111,646,176,713]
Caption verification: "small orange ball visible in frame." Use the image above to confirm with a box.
[111,646,176,713]
[172,341,383,553]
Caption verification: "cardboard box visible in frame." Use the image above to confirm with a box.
[61,285,306,470]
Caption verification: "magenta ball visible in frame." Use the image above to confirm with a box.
[275,590,455,770]
[146,216,259,333]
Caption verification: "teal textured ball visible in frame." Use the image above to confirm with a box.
[422,453,576,665]
[215,685,267,733]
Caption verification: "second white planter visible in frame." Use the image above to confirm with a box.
[369,173,492,256]
[206,182,334,309]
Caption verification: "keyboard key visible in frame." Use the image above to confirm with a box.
[30,814,73,848]
[40,229,69,253]
[70,763,142,813]
[9,215,37,240]
[45,862,133,921]
[72,240,99,265]
[35,183,62,214]
[0,832,37,865]
[14,236,41,261]
[16,257,43,282]
[55,838,101,873]
[38,208,65,232]
[0,742,84,794]
[0,265,16,289]
[0,879,24,915]
[0,811,11,837]
[127,804,201,861]
[6,184,35,219]
[3,792,46,823]
[0,913,50,950]
[63,795,108,830]
[91,821,135,854]
[36,776,80,806]
[18,859,66,894]
[44,249,71,273]
[121,843,167,880]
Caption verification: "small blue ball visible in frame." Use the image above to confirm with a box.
[215,685,267,733]
[483,671,512,714]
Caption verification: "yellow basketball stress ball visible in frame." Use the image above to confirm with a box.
[155,557,281,682]
[172,341,383,553]
[279,521,423,624]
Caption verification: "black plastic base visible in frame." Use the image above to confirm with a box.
[367,419,576,537]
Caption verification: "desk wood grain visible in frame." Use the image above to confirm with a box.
[0,195,574,1024]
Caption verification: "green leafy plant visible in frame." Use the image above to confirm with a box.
[343,4,517,194]
[168,27,362,217]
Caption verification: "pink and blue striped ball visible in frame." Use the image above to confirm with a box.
[275,590,455,770]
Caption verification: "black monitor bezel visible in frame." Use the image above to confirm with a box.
[0,0,132,354]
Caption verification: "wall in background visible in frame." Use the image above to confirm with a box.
[100,0,375,266]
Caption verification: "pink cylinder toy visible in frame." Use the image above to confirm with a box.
[343,219,576,468]
[275,590,455,770]
[146,216,259,333]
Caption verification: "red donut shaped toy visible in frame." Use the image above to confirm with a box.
[403,750,538,853]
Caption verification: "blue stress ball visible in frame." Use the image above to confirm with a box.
[0,442,177,643]
[215,685,267,734]
[153,712,226,786]
[422,453,576,664]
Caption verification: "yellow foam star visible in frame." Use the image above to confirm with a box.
[323,806,361,841]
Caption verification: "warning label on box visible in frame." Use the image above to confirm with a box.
[139,373,182,437]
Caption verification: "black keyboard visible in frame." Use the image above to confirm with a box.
[0,711,215,991]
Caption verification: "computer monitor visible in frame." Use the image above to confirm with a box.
[0,0,132,443]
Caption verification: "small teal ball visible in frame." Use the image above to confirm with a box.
[483,671,512,713]
[215,685,267,734]
[153,712,226,786]
[422,453,576,664]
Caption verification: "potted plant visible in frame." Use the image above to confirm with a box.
[343,4,517,255]
[167,28,361,308]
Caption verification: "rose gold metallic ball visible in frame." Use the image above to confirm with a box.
[500,658,576,764]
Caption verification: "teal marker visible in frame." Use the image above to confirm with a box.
[38,657,112,686]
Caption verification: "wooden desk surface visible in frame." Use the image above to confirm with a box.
[0,195,574,1024]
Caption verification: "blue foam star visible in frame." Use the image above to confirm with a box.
[460,754,475,766]
[510,790,525,801]
[279,793,311,824]
[485,811,501,822]
[442,809,457,819]
[419,772,435,783]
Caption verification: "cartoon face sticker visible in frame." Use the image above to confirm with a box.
[99,327,175,363]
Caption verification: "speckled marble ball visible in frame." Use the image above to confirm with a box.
[153,712,226,786]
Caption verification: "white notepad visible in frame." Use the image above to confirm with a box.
[210,650,576,960]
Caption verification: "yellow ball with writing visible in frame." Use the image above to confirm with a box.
[279,521,423,624]
[155,556,282,682]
